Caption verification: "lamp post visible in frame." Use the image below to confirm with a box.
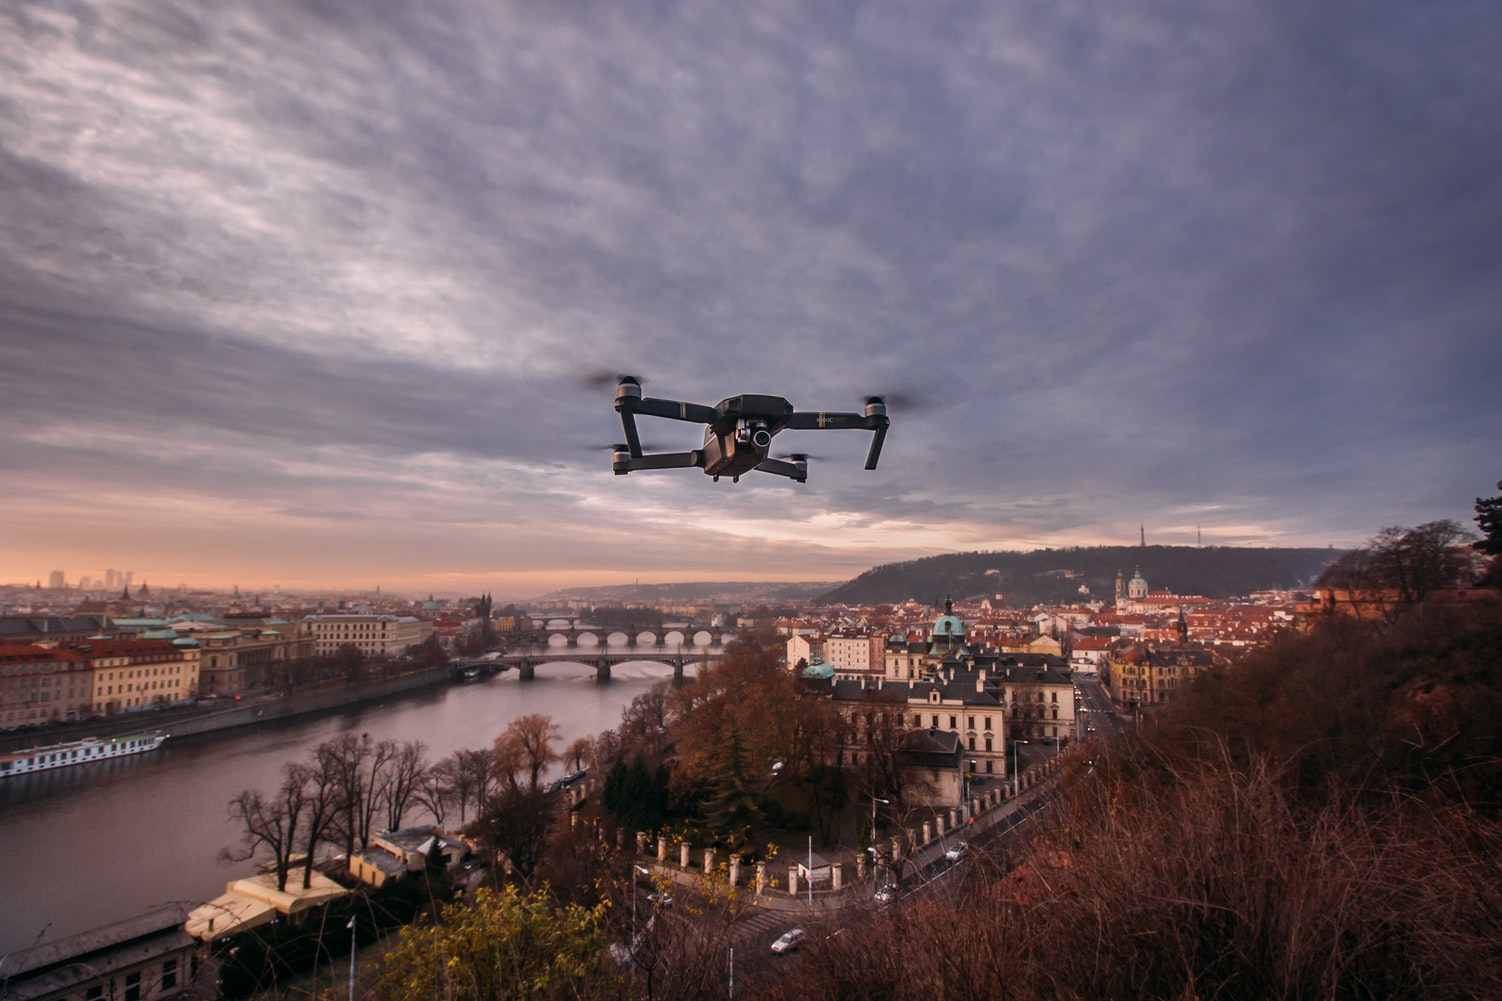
[346,915,356,1001]
[631,864,650,950]
[870,795,890,843]
[1010,739,1029,785]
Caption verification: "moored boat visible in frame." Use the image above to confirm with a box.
[0,730,168,777]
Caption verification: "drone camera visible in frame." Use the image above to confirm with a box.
[738,421,773,450]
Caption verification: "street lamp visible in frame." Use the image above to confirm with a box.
[870,795,890,843]
[1010,739,1029,785]
[346,915,356,1001]
[631,864,650,948]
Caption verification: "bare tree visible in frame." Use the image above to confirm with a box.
[292,759,339,890]
[382,740,428,832]
[1317,520,1477,617]
[414,755,457,827]
[451,746,496,824]
[225,765,308,892]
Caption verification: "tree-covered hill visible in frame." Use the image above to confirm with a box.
[818,545,1339,606]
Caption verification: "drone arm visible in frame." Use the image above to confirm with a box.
[864,419,889,470]
[753,456,808,482]
[614,450,705,475]
[785,410,870,431]
[630,397,718,424]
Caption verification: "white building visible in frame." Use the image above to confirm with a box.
[304,614,433,657]
[786,632,824,670]
[824,628,884,676]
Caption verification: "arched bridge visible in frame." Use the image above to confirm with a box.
[455,648,718,683]
[504,619,737,650]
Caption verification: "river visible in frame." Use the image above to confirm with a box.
[0,661,678,954]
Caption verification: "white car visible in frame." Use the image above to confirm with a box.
[771,928,808,954]
[874,885,897,906]
[945,841,968,862]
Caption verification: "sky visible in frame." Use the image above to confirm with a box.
[3,0,1500,600]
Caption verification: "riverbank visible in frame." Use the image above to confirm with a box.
[0,665,454,755]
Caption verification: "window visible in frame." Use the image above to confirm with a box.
[985,760,994,773]
[949,715,957,729]
[85,986,104,1001]
[931,714,939,728]
[985,737,993,751]
[967,715,975,729]
[125,971,141,1001]
[162,958,178,989]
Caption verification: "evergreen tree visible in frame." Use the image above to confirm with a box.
[1477,480,1502,587]
[702,723,763,836]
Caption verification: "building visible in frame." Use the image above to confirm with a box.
[0,638,203,725]
[785,632,824,670]
[1103,644,1218,712]
[0,905,198,1001]
[73,638,201,714]
[304,613,433,658]
[0,644,92,728]
[196,621,312,696]
[350,826,472,888]
[824,628,884,676]
[185,871,348,942]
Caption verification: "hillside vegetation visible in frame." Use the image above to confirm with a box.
[818,544,1338,606]
[760,594,1502,1001]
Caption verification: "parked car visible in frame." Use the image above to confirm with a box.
[771,928,808,954]
[874,885,897,906]
[945,840,968,862]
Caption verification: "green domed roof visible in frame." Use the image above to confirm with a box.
[931,596,965,638]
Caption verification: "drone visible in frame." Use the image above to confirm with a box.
[608,376,890,483]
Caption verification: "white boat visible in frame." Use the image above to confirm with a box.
[0,730,168,777]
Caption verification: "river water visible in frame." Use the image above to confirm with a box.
[0,662,678,954]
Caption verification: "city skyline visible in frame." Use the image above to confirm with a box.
[4,2,1500,598]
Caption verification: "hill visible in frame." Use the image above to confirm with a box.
[532,580,840,605]
[817,545,1339,606]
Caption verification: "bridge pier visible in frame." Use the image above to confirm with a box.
[595,661,611,683]
[672,657,684,682]
[518,661,535,681]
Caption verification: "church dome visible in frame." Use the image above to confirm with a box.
[930,596,965,640]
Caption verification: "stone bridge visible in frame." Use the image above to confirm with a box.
[457,648,717,683]
[501,620,736,650]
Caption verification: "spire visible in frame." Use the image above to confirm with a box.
[1140,523,1145,547]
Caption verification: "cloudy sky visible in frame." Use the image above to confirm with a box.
[3,1,1499,599]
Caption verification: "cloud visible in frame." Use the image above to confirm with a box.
[2,0,1499,593]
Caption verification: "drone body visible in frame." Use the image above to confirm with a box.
[609,378,889,483]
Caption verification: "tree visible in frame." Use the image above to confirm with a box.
[500,713,562,793]
[702,722,763,837]
[381,740,428,832]
[479,784,557,881]
[334,643,365,684]
[451,746,497,823]
[563,737,593,773]
[415,754,457,826]
[224,766,309,893]
[375,885,620,1001]
[1315,520,1477,617]
[1477,481,1502,586]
